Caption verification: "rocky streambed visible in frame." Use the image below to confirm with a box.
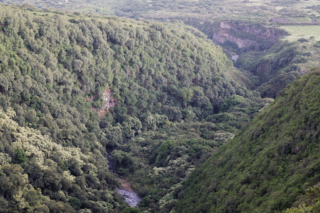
[107,150,141,207]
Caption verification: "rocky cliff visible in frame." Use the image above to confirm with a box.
[212,21,288,50]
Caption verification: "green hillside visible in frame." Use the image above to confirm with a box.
[0,3,271,212]
[2,1,320,213]
[175,69,320,212]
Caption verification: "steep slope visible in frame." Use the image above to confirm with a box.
[237,37,320,98]
[175,69,320,212]
[0,107,121,212]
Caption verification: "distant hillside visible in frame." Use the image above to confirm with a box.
[175,69,320,212]
[5,0,320,102]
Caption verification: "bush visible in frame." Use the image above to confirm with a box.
[14,149,27,166]
[123,207,141,213]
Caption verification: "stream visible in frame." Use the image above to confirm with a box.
[232,54,239,62]
[107,148,141,207]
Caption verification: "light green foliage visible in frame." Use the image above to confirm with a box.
[0,153,11,166]
[212,131,235,143]
[0,107,89,165]
[0,163,74,212]
[79,209,92,213]
[281,26,320,42]
[220,95,245,112]
[283,184,320,213]
[0,107,121,212]
[2,0,320,103]
[6,0,320,27]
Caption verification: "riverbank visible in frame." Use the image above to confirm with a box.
[107,149,141,207]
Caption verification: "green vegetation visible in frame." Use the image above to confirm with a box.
[0,2,273,212]
[0,107,122,212]
[13,149,27,166]
[114,123,223,212]
[6,0,320,101]
[7,0,320,24]
[175,69,320,212]
[111,88,271,212]
[1,0,320,212]
[237,37,320,98]
[283,184,320,213]
[280,26,320,42]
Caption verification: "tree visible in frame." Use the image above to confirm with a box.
[69,197,81,211]
[0,196,8,213]
[14,149,27,166]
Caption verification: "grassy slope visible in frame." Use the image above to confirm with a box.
[175,69,320,213]
[280,26,320,42]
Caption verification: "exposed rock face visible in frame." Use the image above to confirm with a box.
[212,21,287,49]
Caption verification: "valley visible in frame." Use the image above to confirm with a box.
[0,0,320,213]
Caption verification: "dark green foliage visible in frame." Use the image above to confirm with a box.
[123,207,142,213]
[13,149,27,166]
[0,196,8,213]
[175,70,320,213]
[68,197,81,210]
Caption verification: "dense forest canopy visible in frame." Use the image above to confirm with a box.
[0,3,272,212]
[1,1,320,212]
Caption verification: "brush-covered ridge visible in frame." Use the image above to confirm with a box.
[175,69,320,213]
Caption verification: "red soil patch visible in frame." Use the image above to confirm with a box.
[98,88,117,118]
[83,88,117,118]
[118,178,134,192]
